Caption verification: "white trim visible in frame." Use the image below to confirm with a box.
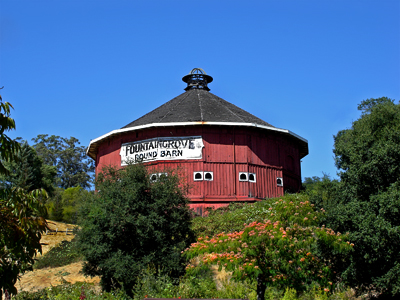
[87,121,308,156]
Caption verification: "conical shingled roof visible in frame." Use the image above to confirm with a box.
[122,89,274,129]
[87,69,308,160]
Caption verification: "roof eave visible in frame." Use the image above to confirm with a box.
[87,122,309,160]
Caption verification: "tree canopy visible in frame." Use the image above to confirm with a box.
[76,164,194,296]
[32,134,94,189]
[0,94,48,298]
[322,97,400,297]
[0,141,56,195]
[333,97,400,201]
[0,94,19,175]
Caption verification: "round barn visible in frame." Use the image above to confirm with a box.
[87,68,308,215]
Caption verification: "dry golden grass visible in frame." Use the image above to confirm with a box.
[17,220,100,293]
[17,262,100,293]
[39,220,77,256]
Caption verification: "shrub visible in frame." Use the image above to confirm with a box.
[12,282,129,300]
[185,195,353,300]
[76,163,194,296]
[34,239,82,269]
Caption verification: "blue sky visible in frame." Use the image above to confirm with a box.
[1,0,399,180]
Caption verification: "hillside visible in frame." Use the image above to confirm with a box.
[16,221,100,294]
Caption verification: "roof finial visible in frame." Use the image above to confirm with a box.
[182,68,213,91]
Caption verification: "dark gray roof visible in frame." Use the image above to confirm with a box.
[122,89,274,128]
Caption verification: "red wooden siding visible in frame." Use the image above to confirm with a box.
[94,125,302,210]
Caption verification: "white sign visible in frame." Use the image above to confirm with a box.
[120,136,204,165]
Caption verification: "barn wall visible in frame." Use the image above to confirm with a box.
[95,125,302,202]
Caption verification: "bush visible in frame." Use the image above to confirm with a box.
[76,163,194,296]
[34,239,82,269]
[12,282,129,300]
[186,194,353,300]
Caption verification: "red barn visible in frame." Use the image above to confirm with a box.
[87,68,308,215]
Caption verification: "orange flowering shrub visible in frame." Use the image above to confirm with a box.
[185,195,353,294]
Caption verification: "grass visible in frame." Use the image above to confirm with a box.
[34,238,82,269]
[12,278,357,300]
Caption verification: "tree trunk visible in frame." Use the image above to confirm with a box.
[256,275,266,300]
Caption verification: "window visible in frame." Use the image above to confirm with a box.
[194,172,203,181]
[249,173,256,182]
[194,171,214,181]
[239,172,248,181]
[277,177,283,186]
[150,173,168,182]
[204,172,213,181]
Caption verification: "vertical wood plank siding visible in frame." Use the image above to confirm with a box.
[95,126,302,212]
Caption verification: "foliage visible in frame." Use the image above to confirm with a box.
[46,187,91,223]
[191,202,251,237]
[32,134,94,189]
[325,97,400,297]
[0,94,49,298]
[324,181,400,296]
[76,163,194,296]
[47,189,64,221]
[10,280,357,300]
[185,195,353,300]
[132,266,257,300]
[33,239,82,270]
[12,282,129,300]
[333,97,400,201]
[302,175,341,210]
[0,94,19,175]
[0,188,48,297]
[0,141,57,196]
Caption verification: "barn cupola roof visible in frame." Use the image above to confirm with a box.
[182,68,213,91]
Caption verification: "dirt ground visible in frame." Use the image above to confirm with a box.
[17,221,100,293]
[17,221,227,295]
[17,262,100,293]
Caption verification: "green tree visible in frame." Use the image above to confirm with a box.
[0,94,48,298]
[0,94,19,175]
[333,97,400,201]
[0,141,57,195]
[326,97,400,296]
[46,188,64,222]
[185,195,353,300]
[76,164,194,296]
[302,174,341,210]
[0,188,48,297]
[32,134,94,189]
[46,186,91,223]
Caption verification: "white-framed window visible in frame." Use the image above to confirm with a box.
[194,171,203,181]
[150,173,158,182]
[249,173,256,183]
[158,172,168,179]
[239,172,248,181]
[150,173,168,182]
[277,177,283,186]
[204,172,213,181]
